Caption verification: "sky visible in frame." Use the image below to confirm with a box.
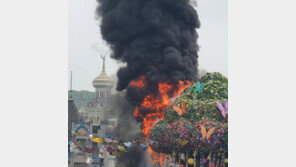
[69,0,228,91]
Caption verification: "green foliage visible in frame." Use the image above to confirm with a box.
[200,72,228,84]
[150,120,169,136]
[69,90,96,109]
[165,72,228,123]
[175,72,228,103]
[153,161,161,167]
[150,72,228,153]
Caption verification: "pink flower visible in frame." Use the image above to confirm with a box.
[209,162,215,167]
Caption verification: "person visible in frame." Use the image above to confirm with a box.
[99,157,104,167]
[99,149,105,167]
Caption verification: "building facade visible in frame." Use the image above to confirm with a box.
[86,55,117,137]
[69,55,118,167]
[68,71,81,138]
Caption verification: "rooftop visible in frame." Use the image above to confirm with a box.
[92,55,114,87]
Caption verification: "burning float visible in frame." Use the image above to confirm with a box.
[149,72,228,166]
[126,72,228,166]
[96,0,227,166]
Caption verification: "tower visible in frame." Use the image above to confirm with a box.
[91,55,114,109]
[79,95,88,121]
[87,55,115,134]
[68,71,81,137]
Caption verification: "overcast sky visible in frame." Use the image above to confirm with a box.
[69,0,228,91]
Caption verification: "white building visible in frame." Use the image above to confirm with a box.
[86,55,117,137]
[87,55,117,167]
[69,55,118,167]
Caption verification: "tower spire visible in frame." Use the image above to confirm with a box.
[69,71,73,100]
[92,54,113,88]
[101,55,106,73]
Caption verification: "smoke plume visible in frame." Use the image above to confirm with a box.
[97,0,200,166]
[197,68,208,80]
[108,90,141,141]
[96,0,200,110]
[117,145,151,167]
[108,91,148,167]
[189,0,198,7]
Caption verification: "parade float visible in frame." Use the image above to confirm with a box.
[69,72,228,167]
[149,72,228,167]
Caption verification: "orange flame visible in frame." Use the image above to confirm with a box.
[132,75,192,165]
[148,146,168,165]
[129,75,146,88]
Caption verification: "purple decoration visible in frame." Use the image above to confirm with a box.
[216,101,228,118]
[86,148,95,153]
[225,100,228,113]
[202,158,207,164]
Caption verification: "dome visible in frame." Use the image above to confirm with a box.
[92,70,114,87]
[92,55,114,88]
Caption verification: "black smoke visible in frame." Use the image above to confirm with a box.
[117,145,150,167]
[96,0,200,110]
[96,0,200,166]
[108,90,142,141]
[107,91,150,167]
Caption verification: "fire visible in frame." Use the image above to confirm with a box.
[134,107,142,117]
[148,146,168,165]
[132,75,192,165]
[129,75,146,88]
